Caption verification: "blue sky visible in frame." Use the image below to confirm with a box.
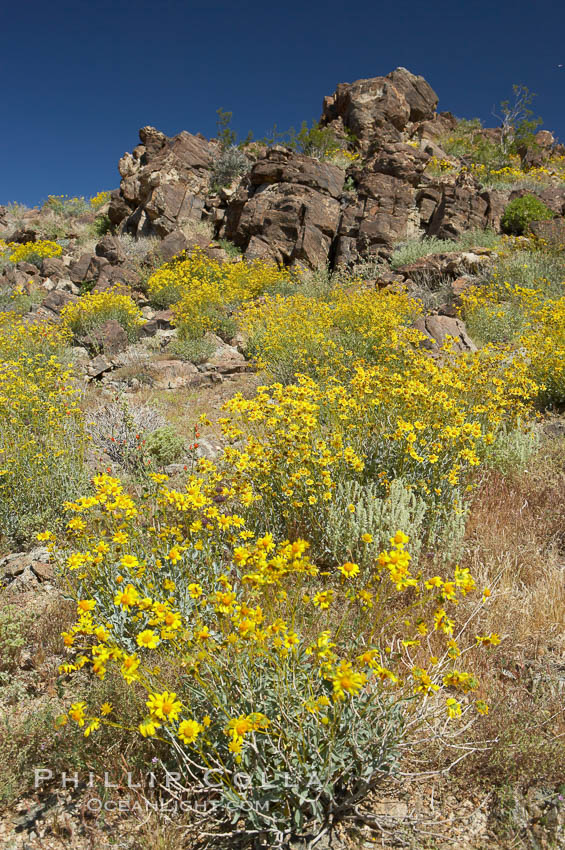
[2,0,564,207]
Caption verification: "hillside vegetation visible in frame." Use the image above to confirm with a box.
[0,68,563,850]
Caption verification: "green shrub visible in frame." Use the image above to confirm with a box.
[391,230,501,269]
[217,238,242,259]
[211,146,250,189]
[0,320,87,546]
[92,213,112,237]
[60,289,144,342]
[42,194,90,218]
[145,425,185,466]
[501,195,553,235]
[168,335,215,364]
[0,605,32,672]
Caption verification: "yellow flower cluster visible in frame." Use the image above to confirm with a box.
[460,243,564,404]
[519,296,565,405]
[146,248,295,336]
[426,151,565,186]
[238,284,422,381]
[90,190,111,210]
[2,240,63,264]
[0,316,84,542]
[61,288,144,340]
[57,467,494,769]
[218,342,536,541]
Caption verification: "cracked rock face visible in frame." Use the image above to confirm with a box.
[320,67,438,148]
[104,68,565,273]
[109,126,217,238]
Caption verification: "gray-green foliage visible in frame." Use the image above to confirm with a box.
[0,284,39,315]
[493,249,565,299]
[465,301,528,346]
[324,478,427,563]
[42,195,90,218]
[87,396,165,474]
[168,335,215,365]
[170,656,404,844]
[390,230,501,269]
[322,478,467,567]
[465,247,565,345]
[486,424,541,476]
[145,425,185,467]
[0,605,31,672]
[211,146,250,189]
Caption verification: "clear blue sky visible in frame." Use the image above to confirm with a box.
[2,0,564,207]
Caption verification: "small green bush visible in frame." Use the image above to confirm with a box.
[0,605,31,672]
[391,230,501,269]
[217,238,242,259]
[501,195,553,236]
[168,335,215,364]
[145,425,185,466]
[211,146,250,189]
[42,195,90,218]
[92,214,112,237]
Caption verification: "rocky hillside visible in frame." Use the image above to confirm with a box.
[0,68,564,850]
[2,67,565,338]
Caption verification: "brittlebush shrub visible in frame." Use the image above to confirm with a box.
[90,190,111,211]
[0,316,86,545]
[147,249,295,336]
[238,284,423,382]
[3,239,63,266]
[61,288,144,341]
[55,470,495,844]
[519,297,565,406]
[218,344,537,559]
[460,241,564,406]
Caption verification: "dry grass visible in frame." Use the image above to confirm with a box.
[462,435,565,647]
[451,432,565,789]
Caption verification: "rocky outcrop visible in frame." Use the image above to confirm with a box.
[320,67,438,149]
[109,126,217,238]
[224,148,344,267]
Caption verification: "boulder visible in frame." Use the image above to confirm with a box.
[39,289,78,316]
[145,358,206,389]
[321,67,438,149]
[108,189,132,226]
[414,315,477,353]
[81,319,129,356]
[529,218,565,245]
[0,547,52,589]
[204,333,249,374]
[249,148,344,197]
[428,181,490,239]
[413,112,458,141]
[96,234,126,264]
[333,172,419,265]
[69,253,96,283]
[139,309,174,338]
[396,250,493,281]
[6,228,37,244]
[86,355,113,379]
[154,229,188,262]
[41,256,68,278]
[367,142,430,185]
[225,179,341,267]
[16,261,40,275]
